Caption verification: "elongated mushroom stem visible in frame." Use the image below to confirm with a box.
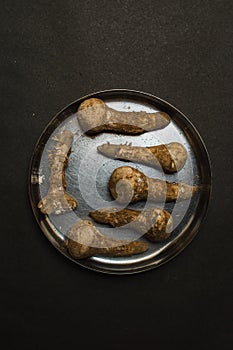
[77,98,171,135]
[67,220,149,259]
[98,142,187,173]
[90,208,173,242]
[109,166,197,204]
[37,130,77,215]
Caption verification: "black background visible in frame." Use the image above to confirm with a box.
[1,1,233,349]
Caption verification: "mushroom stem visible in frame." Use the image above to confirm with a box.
[77,98,170,135]
[98,142,187,173]
[90,208,173,242]
[109,166,197,204]
[67,220,149,259]
[37,130,77,215]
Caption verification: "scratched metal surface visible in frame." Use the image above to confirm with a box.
[29,90,211,274]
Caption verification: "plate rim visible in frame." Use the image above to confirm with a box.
[28,88,212,275]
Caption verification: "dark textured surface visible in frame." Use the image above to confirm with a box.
[1,0,232,349]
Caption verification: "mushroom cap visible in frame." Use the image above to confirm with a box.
[109,166,148,203]
[77,98,106,133]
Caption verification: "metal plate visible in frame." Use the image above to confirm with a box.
[29,89,211,274]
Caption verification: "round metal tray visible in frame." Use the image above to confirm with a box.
[29,89,211,274]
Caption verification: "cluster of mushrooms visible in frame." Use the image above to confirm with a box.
[38,98,197,260]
